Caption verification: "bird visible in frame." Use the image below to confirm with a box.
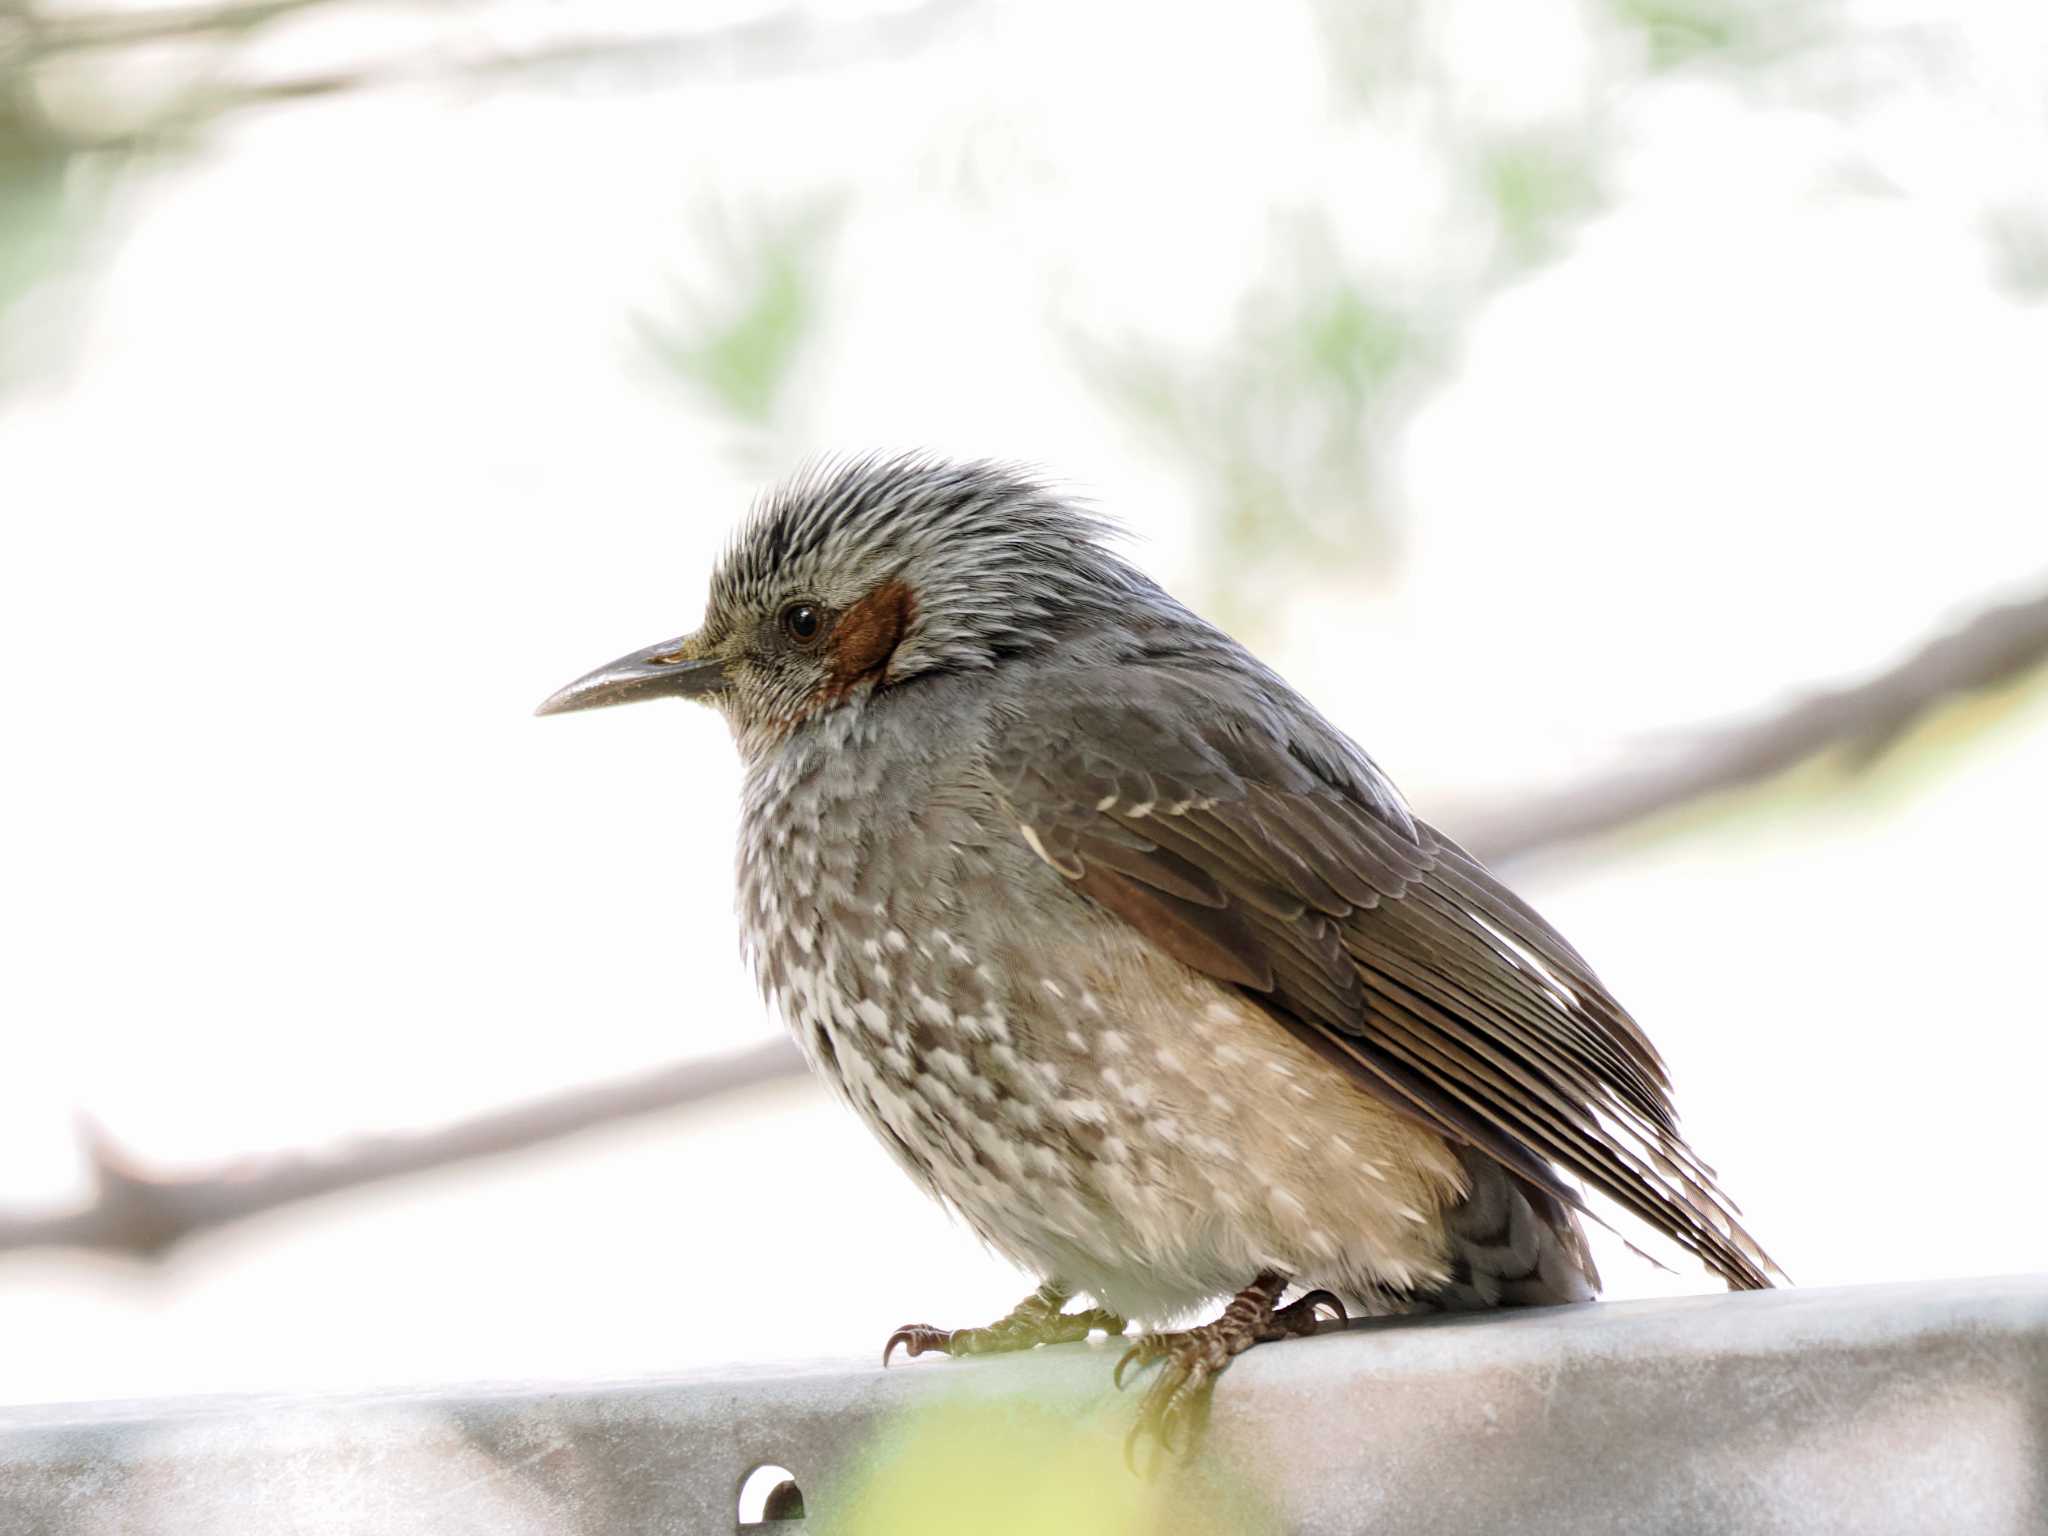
[536,454,1778,1465]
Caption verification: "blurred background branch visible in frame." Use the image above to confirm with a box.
[1448,576,2048,865]
[0,1039,803,1257]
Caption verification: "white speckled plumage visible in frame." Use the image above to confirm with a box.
[739,695,1468,1319]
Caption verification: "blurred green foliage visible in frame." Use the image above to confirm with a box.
[1,0,2041,595]
[0,0,323,385]
[1307,0,1424,108]
[0,91,70,315]
[1058,0,1978,623]
[1077,218,1439,622]
[0,2,907,399]
[1613,0,1753,70]
[1984,207,2048,304]
[0,60,98,384]
[1475,128,1604,272]
[633,200,843,442]
[837,1396,1281,1536]
[1608,0,1833,73]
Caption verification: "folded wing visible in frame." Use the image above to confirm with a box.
[991,664,1776,1291]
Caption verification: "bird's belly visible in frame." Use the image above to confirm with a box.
[771,914,1471,1323]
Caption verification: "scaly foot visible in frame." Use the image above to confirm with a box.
[884,1281,1127,1365]
[1115,1273,1345,1470]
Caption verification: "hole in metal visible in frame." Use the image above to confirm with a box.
[738,1463,804,1524]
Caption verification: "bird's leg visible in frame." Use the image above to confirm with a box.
[1115,1272,1346,1469]
[884,1281,1127,1365]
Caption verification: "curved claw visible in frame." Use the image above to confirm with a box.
[1123,1356,1205,1475]
[1123,1415,1154,1478]
[1112,1338,1155,1391]
[1297,1289,1349,1327]
[1123,1393,1175,1478]
[1115,1276,1324,1473]
[1155,1376,1199,1455]
[882,1325,950,1367]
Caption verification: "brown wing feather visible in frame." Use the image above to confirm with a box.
[992,666,1778,1291]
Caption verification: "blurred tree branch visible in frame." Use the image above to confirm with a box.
[1447,579,2048,865]
[0,1039,803,1257]
[22,0,337,56]
[4,577,2045,1260]
[13,0,973,150]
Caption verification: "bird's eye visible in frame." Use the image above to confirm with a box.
[780,602,824,645]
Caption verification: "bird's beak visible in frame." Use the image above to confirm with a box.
[533,634,728,718]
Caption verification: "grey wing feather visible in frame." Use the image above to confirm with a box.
[990,664,1778,1292]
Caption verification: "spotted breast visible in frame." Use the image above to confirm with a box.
[735,676,1475,1324]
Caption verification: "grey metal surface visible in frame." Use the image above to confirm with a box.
[2,1276,2044,1535]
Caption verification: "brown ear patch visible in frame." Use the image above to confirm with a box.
[826,579,917,695]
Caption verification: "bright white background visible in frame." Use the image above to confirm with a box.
[1,0,2045,1405]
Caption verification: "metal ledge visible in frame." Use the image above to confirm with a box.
[3,1276,2044,1534]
